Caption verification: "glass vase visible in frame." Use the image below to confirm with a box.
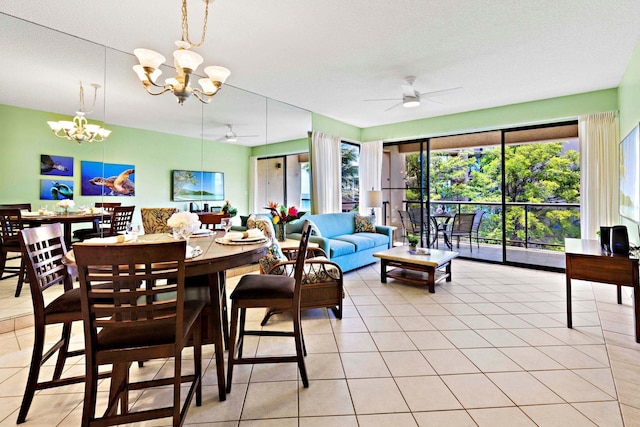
[276,222,287,242]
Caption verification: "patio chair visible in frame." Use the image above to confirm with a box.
[471,210,485,248]
[445,213,476,251]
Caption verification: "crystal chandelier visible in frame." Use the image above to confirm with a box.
[47,82,111,143]
[133,0,231,105]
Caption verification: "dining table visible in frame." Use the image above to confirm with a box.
[21,211,108,248]
[64,231,269,402]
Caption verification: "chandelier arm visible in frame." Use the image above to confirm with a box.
[141,83,175,96]
[191,89,212,104]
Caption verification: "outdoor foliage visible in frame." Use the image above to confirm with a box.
[405,141,580,249]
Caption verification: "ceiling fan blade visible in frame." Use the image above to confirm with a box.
[401,84,416,97]
[419,86,462,98]
[384,101,404,112]
[364,98,402,102]
[237,134,260,138]
[424,98,444,105]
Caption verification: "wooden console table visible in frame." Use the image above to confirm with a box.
[565,238,640,343]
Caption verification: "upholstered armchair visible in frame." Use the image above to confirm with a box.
[253,217,344,325]
[141,207,177,234]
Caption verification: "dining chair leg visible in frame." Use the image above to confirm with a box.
[238,308,247,359]
[293,312,308,388]
[52,322,73,379]
[14,258,26,297]
[82,363,99,426]
[16,325,45,424]
[226,303,239,394]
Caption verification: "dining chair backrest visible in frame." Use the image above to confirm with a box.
[0,208,24,246]
[199,213,230,230]
[74,240,187,348]
[94,202,121,211]
[0,203,31,211]
[106,205,135,235]
[141,207,177,234]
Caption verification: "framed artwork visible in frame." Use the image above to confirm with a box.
[172,170,224,201]
[40,154,73,176]
[81,161,135,196]
[620,124,640,223]
[40,179,74,200]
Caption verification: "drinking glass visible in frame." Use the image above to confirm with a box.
[220,218,231,234]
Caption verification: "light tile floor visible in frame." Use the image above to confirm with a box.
[1,259,640,426]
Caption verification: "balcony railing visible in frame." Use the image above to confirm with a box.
[386,200,580,251]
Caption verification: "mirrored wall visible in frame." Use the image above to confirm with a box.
[0,12,311,321]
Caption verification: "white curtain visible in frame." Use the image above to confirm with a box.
[248,156,259,214]
[310,131,342,213]
[579,111,619,239]
[359,140,383,218]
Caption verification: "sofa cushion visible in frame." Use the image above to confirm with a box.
[354,214,376,233]
[328,239,356,258]
[332,234,376,251]
[354,232,389,247]
[290,213,356,238]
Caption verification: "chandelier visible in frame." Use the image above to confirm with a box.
[133,0,231,105]
[47,82,111,143]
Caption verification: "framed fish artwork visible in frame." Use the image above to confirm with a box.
[81,161,135,196]
[40,179,74,200]
[40,154,73,177]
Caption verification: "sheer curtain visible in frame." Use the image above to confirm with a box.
[248,156,259,214]
[579,111,619,239]
[359,140,383,218]
[310,131,342,214]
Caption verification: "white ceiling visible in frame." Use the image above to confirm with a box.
[1,0,640,144]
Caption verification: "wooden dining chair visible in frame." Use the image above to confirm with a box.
[199,213,230,230]
[73,202,121,241]
[226,220,312,392]
[74,240,204,427]
[0,208,26,296]
[141,207,177,234]
[16,223,111,424]
[81,205,135,240]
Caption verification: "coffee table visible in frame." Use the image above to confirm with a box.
[374,246,459,293]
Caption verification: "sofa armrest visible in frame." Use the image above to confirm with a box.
[375,225,393,248]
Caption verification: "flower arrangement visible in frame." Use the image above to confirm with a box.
[167,211,201,237]
[222,200,237,217]
[56,199,75,209]
[266,201,303,224]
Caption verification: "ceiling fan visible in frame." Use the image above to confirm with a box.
[217,124,259,142]
[365,76,462,111]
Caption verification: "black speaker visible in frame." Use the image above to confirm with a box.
[599,226,611,252]
[610,225,629,255]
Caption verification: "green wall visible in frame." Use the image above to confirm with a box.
[0,104,251,224]
[362,89,618,142]
[251,137,309,158]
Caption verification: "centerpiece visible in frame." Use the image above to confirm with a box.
[56,199,74,215]
[167,211,201,242]
[221,200,238,217]
[266,201,304,242]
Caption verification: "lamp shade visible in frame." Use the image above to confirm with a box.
[173,49,204,71]
[204,65,231,84]
[134,48,166,69]
[367,190,383,208]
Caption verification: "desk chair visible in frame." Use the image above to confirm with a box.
[74,240,204,427]
[0,208,26,296]
[226,220,312,392]
[16,223,111,424]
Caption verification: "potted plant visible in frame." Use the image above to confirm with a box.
[407,233,420,249]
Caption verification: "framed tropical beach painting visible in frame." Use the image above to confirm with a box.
[81,161,135,196]
[172,170,224,201]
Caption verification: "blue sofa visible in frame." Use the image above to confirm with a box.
[286,212,392,272]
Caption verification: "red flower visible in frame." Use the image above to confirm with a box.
[265,202,303,224]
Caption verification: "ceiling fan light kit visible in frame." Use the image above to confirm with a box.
[132,0,230,105]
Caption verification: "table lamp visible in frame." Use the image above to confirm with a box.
[367,190,383,221]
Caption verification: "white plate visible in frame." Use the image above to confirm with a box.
[231,236,265,242]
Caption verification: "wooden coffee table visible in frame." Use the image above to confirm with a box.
[374,246,459,293]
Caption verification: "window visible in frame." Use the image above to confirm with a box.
[341,142,359,212]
